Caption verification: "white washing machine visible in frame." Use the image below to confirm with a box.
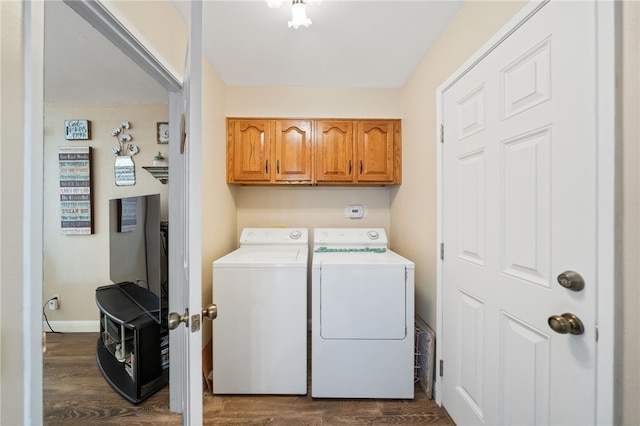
[212,228,308,394]
[311,228,415,399]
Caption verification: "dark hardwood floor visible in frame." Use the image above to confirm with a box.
[44,332,453,425]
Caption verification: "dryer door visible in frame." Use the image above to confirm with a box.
[320,263,407,339]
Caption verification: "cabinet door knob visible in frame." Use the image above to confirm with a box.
[348,160,352,175]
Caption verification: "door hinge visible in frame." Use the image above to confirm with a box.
[440,243,444,260]
[440,124,444,143]
[439,360,444,377]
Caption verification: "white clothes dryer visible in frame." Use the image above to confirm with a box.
[311,228,415,399]
[212,228,308,394]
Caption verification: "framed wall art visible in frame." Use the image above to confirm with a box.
[157,122,169,144]
[59,146,93,234]
[64,120,91,140]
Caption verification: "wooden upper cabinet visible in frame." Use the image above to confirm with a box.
[274,120,312,183]
[356,120,397,183]
[315,120,354,183]
[227,118,312,184]
[316,119,401,184]
[227,119,272,182]
[227,118,401,185]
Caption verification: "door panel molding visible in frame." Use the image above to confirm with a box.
[435,1,615,423]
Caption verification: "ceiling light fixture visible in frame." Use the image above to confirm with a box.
[266,0,320,29]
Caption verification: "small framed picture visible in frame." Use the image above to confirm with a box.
[157,122,169,144]
[65,120,91,140]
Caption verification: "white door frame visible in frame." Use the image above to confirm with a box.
[54,2,206,422]
[173,1,204,422]
[167,91,185,413]
[23,1,45,423]
[434,1,616,423]
[24,0,184,422]
[63,2,187,414]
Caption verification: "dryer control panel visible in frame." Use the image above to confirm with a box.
[239,228,308,247]
[313,228,388,248]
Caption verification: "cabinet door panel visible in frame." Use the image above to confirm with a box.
[357,120,395,182]
[315,120,354,182]
[275,120,312,182]
[229,119,271,182]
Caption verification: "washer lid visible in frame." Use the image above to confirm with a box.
[214,247,308,268]
[239,228,308,247]
[312,249,414,268]
[313,228,388,248]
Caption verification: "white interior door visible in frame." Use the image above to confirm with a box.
[168,1,203,424]
[441,2,602,424]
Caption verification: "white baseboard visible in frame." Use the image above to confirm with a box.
[45,320,309,333]
[43,320,100,333]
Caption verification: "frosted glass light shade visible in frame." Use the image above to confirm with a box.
[288,1,311,29]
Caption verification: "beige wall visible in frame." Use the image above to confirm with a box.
[43,104,169,325]
[100,0,187,83]
[34,0,233,337]
[1,0,215,423]
[200,58,237,346]
[226,87,401,119]
[226,86,401,238]
[620,2,640,424]
[393,0,527,336]
[1,2,27,424]
[57,1,237,347]
[3,0,636,423]
[236,187,390,236]
[392,0,638,423]
[226,87,403,325]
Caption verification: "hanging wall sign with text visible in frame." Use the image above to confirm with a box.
[59,146,93,234]
[64,120,91,140]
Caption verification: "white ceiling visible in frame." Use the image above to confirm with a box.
[44,0,464,103]
[44,1,169,103]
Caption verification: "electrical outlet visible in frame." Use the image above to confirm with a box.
[49,294,60,310]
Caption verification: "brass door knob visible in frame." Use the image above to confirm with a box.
[168,309,189,330]
[202,304,217,321]
[557,271,585,291]
[548,313,584,335]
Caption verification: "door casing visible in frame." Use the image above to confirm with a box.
[434,1,616,423]
[26,0,188,423]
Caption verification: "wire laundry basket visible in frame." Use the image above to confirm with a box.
[414,316,435,399]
